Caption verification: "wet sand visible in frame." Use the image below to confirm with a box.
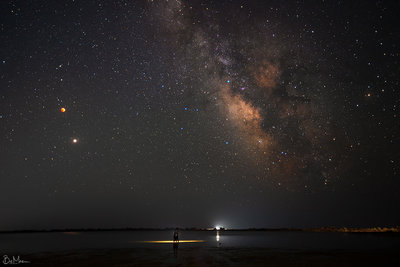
[20,247,400,266]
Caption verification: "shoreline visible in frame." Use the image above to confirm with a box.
[1,227,400,234]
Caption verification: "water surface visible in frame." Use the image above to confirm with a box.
[1,230,399,254]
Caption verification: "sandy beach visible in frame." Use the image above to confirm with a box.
[18,247,400,266]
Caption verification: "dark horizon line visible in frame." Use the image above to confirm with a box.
[1,226,399,234]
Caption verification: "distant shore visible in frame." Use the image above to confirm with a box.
[1,226,399,234]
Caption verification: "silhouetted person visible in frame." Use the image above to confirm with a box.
[173,229,179,257]
[173,229,179,243]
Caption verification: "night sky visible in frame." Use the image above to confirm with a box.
[1,0,399,231]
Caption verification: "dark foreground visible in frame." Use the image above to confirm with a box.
[16,247,400,266]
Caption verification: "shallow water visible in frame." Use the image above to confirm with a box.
[1,230,400,254]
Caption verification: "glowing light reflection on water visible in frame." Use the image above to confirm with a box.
[139,240,204,243]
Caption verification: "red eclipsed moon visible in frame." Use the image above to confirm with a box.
[61,107,66,113]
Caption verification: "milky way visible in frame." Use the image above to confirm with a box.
[154,0,352,189]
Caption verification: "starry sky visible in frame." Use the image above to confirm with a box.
[1,0,399,230]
